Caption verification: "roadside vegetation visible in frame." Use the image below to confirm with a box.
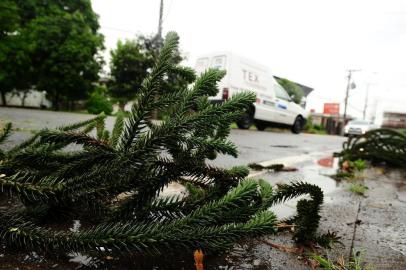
[86,86,113,115]
[304,116,328,135]
[311,249,374,270]
[334,129,405,198]
[348,183,368,196]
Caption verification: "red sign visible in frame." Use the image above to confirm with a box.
[323,103,340,115]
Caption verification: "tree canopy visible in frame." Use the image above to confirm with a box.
[0,0,104,109]
[108,34,195,108]
[0,0,31,105]
[108,39,150,107]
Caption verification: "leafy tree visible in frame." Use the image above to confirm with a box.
[0,0,104,110]
[0,33,324,256]
[108,34,195,110]
[276,77,304,104]
[27,1,104,110]
[0,0,33,105]
[138,34,195,94]
[108,40,150,109]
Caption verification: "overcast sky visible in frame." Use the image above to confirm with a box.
[91,0,406,118]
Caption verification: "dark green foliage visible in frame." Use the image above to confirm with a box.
[335,128,406,168]
[0,1,32,106]
[0,122,12,158]
[0,122,12,144]
[0,33,324,256]
[108,39,150,107]
[270,181,323,243]
[86,87,113,115]
[108,34,195,110]
[248,163,284,171]
[314,231,342,248]
[0,0,104,110]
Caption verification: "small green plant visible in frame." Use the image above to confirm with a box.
[311,249,374,270]
[352,159,366,171]
[348,183,368,196]
[333,159,366,181]
[311,254,335,269]
[86,86,113,115]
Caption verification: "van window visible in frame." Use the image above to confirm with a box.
[274,84,291,100]
[211,55,226,69]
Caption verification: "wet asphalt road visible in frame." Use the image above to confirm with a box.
[0,107,346,167]
[2,107,405,270]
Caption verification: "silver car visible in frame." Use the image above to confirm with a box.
[344,119,378,136]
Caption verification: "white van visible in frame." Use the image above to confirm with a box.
[195,52,308,133]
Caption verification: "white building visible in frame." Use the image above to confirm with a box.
[369,98,406,128]
[0,90,52,108]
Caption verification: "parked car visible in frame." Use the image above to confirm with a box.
[194,52,308,133]
[344,119,378,136]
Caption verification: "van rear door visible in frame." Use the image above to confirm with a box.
[195,55,228,100]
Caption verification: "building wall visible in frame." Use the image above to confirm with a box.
[372,99,406,128]
[0,90,52,108]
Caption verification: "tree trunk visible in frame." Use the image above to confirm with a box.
[21,91,28,107]
[0,90,6,106]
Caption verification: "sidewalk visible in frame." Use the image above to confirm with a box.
[319,167,406,270]
[256,160,406,269]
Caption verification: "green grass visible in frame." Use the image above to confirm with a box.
[348,183,368,196]
[311,249,374,270]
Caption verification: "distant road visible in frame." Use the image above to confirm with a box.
[0,107,346,167]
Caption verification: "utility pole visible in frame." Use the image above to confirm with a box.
[343,69,360,124]
[157,0,164,39]
[152,0,164,120]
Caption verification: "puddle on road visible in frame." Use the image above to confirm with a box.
[270,144,297,148]
[257,157,342,220]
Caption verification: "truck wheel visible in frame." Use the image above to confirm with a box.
[255,121,267,131]
[291,117,303,134]
[237,113,253,129]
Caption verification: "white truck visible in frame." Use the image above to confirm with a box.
[194,52,308,133]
